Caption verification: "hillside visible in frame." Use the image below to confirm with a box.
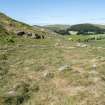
[94,24,105,29]
[0,25,9,36]
[43,24,70,35]
[0,12,57,38]
[1,13,105,105]
[43,24,105,35]
[68,23,105,35]
[0,12,33,33]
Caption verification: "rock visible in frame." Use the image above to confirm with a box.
[31,33,44,39]
[16,31,45,39]
[6,91,17,97]
[16,31,25,36]
[26,32,32,36]
[31,33,36,39]
[35,34,41,39]
[41,35,45,39]
[81,44,87,48]
[43,71,54,78]
[58,64,72,72]
[92,64,97,69]
[76,43,87,48]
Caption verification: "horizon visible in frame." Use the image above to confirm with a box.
[0,0,105,25]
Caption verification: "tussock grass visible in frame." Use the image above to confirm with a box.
[0,34,105,105]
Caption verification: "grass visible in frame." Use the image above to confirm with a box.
[0,34,105,105]
[67,34,105,42]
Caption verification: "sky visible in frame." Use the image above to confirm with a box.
[0,0,105,25]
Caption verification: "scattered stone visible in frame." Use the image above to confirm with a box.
[6,91,17,97]
[92,64,97,69]
[81,44,87,48]
[76,43,88,48]
[58,64,72,72]
[67,47,76,49]
[43,71,54,78]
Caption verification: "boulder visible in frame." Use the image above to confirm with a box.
[41,35,45,39]
[16,31,25,36]
[26,32,32,36]
[31,33,36,39]
[31,33,45,39]
[35,34,41,39]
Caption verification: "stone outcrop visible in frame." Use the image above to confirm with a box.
[16,31,45,39]
[16,31,25,36]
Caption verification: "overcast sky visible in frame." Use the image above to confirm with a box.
[0,0,105,25]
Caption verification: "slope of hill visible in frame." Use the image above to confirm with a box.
[0,12,57,38]
[94,24,105,29]
[1,12,105,105]
[43,24,105,35]
[43,24,70,35]
[68,23,105,35]
[0,25,9,36]
[0,12,33,32]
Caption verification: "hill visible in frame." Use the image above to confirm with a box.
[0,25,9,36]
[0,12,57,38]
[68,23,105,35]
[1,12,105,105]
[43,24,105,35]
[43,24,70,35]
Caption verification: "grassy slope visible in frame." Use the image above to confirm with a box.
[0,33,105,105]
[44,24,105,35]
[43,24,70,34]
[0,12,56,37]
[95,24,105,29]
[1,13,105,105]
[44,24,70,30]
[0,25,9,36]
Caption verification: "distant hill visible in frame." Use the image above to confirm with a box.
[43,24,105,35]
[43,24,70,35]
[68,23,105,35]
[94,24,105,29]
